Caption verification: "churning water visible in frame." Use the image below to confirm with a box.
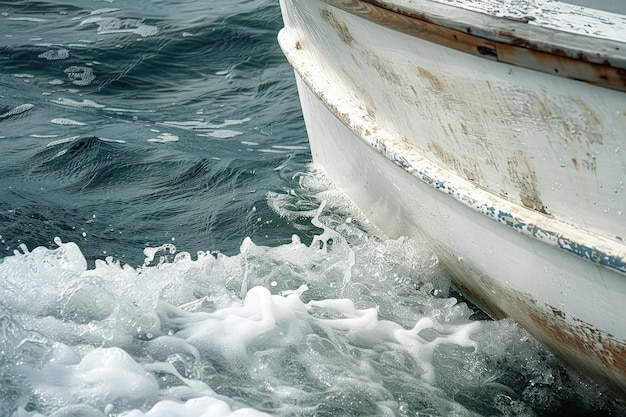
[0,1,624,416]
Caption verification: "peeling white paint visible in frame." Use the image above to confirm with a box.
[386,0,626,42]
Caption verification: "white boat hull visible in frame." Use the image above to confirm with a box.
[279,0,626,398]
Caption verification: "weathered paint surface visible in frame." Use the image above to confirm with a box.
[322,0,626,92]
[424,0,626,41]
[279,0,626,399]
[281,0,626,245]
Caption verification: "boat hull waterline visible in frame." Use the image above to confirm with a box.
[278,0,626,398]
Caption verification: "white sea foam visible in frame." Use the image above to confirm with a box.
[51,97,105,108]
[196,130,243,139]
[0,210,472,415]
[271,145,308,150]
[90,8,121,15]
[80,16,158,37]
[31,134,58,138]
[51,118,86,126]
[26,347,161,408]
[0,103,34,119]
[1,181,622,416]
[105,107,152,113]
[64,66,96,86]
[148,132,179,143]
[38,48,70,61]
[223,118,251,125]
[158,119,250,139]
[159,118,251,130]
[7,17,48,23]
[257,148,287,154]
[99,137,127,144]
[121,397,271,417]
[46,136,80,147]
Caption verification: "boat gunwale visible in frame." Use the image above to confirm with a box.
[322,0,626,92]
[277,27,626,277]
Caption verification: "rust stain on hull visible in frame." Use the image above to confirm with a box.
[322,0,626,92]
[529,307,626,398]
[443,254,626,399]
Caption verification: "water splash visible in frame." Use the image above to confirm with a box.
[1,190,622,416]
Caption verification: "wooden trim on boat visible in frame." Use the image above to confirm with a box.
[322,0,626,92]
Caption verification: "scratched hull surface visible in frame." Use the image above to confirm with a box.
[279,0,626,398]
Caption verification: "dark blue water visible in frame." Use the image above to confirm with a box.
[1,1,625,416]
[0,0,312,265]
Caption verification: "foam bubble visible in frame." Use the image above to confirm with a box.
[51,97,105,108]
[7,17,48,23]
[196,130,242,139]
[15,347,159,416]
[64,66,96,86]
[143,243,176,265]
[46,136,80,147]
[157,119,251,140]
[121,397,271,417]
[38,48,70,60]
[159,118,250,131]
[90,8,121,15]
[147,132,179,143]
[271,145,308,150]
[257,148,287,154]
[80,16,158,37]
[0,103,34,120]
[99,137,126,144]
[31,134,59,138]
[51,118,86,126]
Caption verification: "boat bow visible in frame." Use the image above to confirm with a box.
[279,0,626,398]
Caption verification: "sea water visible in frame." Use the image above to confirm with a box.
[0,1,624,416]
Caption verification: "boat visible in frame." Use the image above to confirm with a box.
[277,0,626,398]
